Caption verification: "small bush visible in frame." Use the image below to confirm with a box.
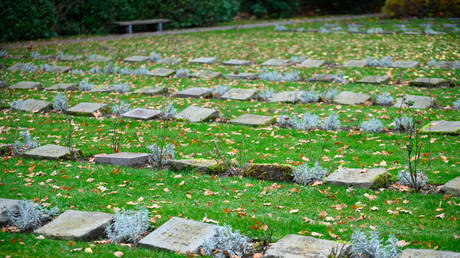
[7,200,59,231]
[148,143,175,167]
[119,67,133,75]
[348,24,361,32]
[296,112,320,130]
[112,101,131,116]
[321,88,338,102]
[0,49,8,58]
[275,24,288,31]
[24,63,38,72]
[367,27,384,34]
[112,83,130,93]
[103,63,118,74]
[175,68,189,78]
[201,224,250,258]
[134,66,149,75]
[319,26,330,33]
[322,112,341,130]
[259,69,299,82]
[71,69,83,74]
[393,116,413,132]
[258,88,275,101]
[376,93,394,106]
[290,55,305,64]
[13,130,39,155]
[78,80,94,91]
[161,104,177,119]
[382,0,459,18]
[39,64,52,72]
[212,85,229,98]
[351,230,399,258]
[454,98,460,110]
[30,51,41,58]
[88,67,101,74]
[105,208,149,244]
[298,90,320,103]
[53,93,69,111]
[293,162,327,185]
[361,118,384,133]
[149,52,160,62]
[366,56,392,67]
[277,115,297,128]
[332,71,347,84]
[398,170,427,189]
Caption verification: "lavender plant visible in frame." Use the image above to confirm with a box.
[321,88,338,102]
[148,143,175,167]
[13,130,39,155]
[296,112,320,130]
[112,83,130,93]
[149,52,160,62]
[7,200,59,231]
[453,98,460,110]
[30,51,40,58]
[134,66,149,75]
[40,64,52,72]
[24,63,37,72]
[71,69,84,74]
[175,68,189,78]
[348,24,360,33]
[53,93,69,111]
[103,62,118,74]
[393,116,414,132]
[89,67,101,74]
[322,112,341,130]
[112,101,131,116]
[0,49,8,58]
[258,88,275,101]
[201,224,250,258]
[275,24,288,31]
[290,55,306,64]
[298,90,320,103]
[78,80,94,91]
[119,67,133,75]
[361,118,384,133]
[212,85,229,98]
[293,162,327,185]
[105,208,149,244]
[375,93,394,106]
[161,104,177,119]
[332,71,346,84]
[277,115,297,128]
[367,27,384,34]
[351,230,399,258]
[398,170,427,189]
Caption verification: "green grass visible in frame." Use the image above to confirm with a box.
[0,16,459,256]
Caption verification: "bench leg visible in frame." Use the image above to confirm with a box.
[127,25,133,34]
[157,23,163,32]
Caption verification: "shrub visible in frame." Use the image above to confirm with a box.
[175,68,189,78]
[30,51,40,58]
[427,60,437,67]
[348,24,361,32]
[277,115,297,128]
[103,62,118,74]
[367,27,384,34]
[78,80,94,91]
[212,85,229,98]
[149,52,160,62]
[259,70,299,82]
[243,0,299,18]
[161,104,177,119]
[148,143,175,167]
[53,93,69,111]
[71,69,83,74]
[322,112,341,130]
[398,170,427,189]
[24,63,38,72]
[293,162,327,185]
[201,224,250,258]
[361,118,384,133]
[319,26,330,33]
[112,101,131,116]
[393,116,413,132]
[105,208,149,244]
[296,112,320,130]
[290,55,306,64]
[112,83,130,93]
[332,71,346,84]
[454,98,460,110]
[298,90,320,103]
[89,67,101,74]
[350,230,399,258]
[258,88,275,101]
[119,67,133,75]
[40,64,52,72]
[376,93,394,106]
[275,24,288,31]
[13,130,39,155]
[382,0,459,18]
[134,66,149,75]
[7,200,59,231]
[366,56,392,67]
[321,88,338,102]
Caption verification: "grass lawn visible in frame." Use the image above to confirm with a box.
[0,16,459,257]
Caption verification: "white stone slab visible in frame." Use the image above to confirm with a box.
[133,87,168,95]
[191,70,221,79]
[264,234,347,258]
[25,144,79,160]
[399,249,460,258]
[121,108,161,120]
[298,59,325,68]
[391,60,419,68]
[343,59,367,67]
[94,152,150,166]
[393,95,434,109]
[222,59,251,66]
[148,68,175,77]
[174,106,219,122]
[220,88,258,100]
[230,114,273,126]
[409,78,448,87]
[139,217,216,254]
[333,91,370,105]
[175,87,213,98]
[35,210,113,241]
[65,102,108,116]
[224,73,258,80]
[189,57,217,64]
[262,59,290,66]
[124,55,149,62]
[358,75,391,84]
[441,177,460,197]
[420,120,460,134]
[10,81,42,90]
[0,198,20,225]
[12,99,52,112]
[325,167,388,188]
[46,83,77,91]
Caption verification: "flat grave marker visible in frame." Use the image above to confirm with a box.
[391,60,419,68]
[12,99,51,112]
[174,106,219,122]
[358,75,391,84]
[262,58,290,66]
[189,57,216,64]
[441,177,460,197]
[298,59,325,68]
[269,91,302,103]
[133,87,167,95]
[220,88,258,100]
[325,167,389,189]
[157,57,181,65]
[393,94,434,109]
[409,78,449,87]
[10,81,42,90]
[333,91,370,105]
[222,59,251,66]
[121,108,161,120]
[224,73,258,80]
[147,68,175,77]
[191,70,221,79]
[343,59,367,67]
[420,120,460,134]
[399,249,460,258]
[25,144,80,160]
[175,87,213,98]
[94,152,150,166]
[306,74,337,82]
[123,55,149,63]
[65,102,108,116]
[230,114,273,126]
[46,83,77,91]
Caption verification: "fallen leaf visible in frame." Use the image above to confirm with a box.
[114,251,124,257]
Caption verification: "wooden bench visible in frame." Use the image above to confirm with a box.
[112,19,170,34]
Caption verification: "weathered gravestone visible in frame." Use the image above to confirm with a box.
[264,234,348,258]
[298,59,325,68]
[325,167,391,189]
[0,198,19,225]
[175,87,213,98]
[390,60,419,68]
[399,249,460,258]
[139,217,216,254]
[306,74,337,82]
[269,91,303,103]
[343,59,368,67]
[148,68,175,77]
[134,87,168,95]
[431,61,457,69]
[333,91,370,105]
[45,65,71,73]
[11,99,52,112]
[7,63,29,72]
[35,210,113,241]
[174,106,219,122]
[243,163,294,182]
[123,55,149,63]
[224,73,259,80]
[87,55,111,62]
[94,152,150,167]
[58,54,82,61]
[222,59,251,66]
[10,81,42,90]
[230,114,274,126]
[441,177,460,197]
[409,78,449,87]
[262,58,290,66]
[90,85,116,93]
[189,57,217,64]
[169,159,218,174]
[220,88,258,100]
[191,70,221,79]
[34,54,55,60]
[46,83,77,91]
[121,108,161,120]
[25,144,80,160]
[393,94,434,109]
[65,102,108,116]
[358,75,391,84]
[420,120,460,134]
[157,57,181,65]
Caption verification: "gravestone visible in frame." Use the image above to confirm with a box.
[10,81,42,90]
[148,68,175,77]
[432,61,456,69]
[139,217,216,254]
[420,120,460,134]
[391,60,419,68]
[90,85,114,93]
[25,144,80,160]
[262,58,290,66]
[58,55,82,61]
[7,63,27,72]
[94,152,150,166]
[243,163,294,182]
[123,55,149,63]
[35,210,113,241]
[343,60,368,67]
[87,55,111,62]
[333,91,370,105]
[157,57,181,65]
[409,78,449,87]
[220,88,258,100]
[169,159,218,173]
[133,87,168,95]
[230,114,273,126]
[35,55,55,60]
[441,177,460,197]
[175,87,213,98]
[174,106,219,122]
[325,167,389,189]
[269,91,302,103]
[0,81,7,89]
[46,65,71,73]
[46,83,77,91]
[191,70,221,79]
[189,57,217,64]
[65,102,108,116]
[12,99,52,112]
[306,74,337,82]
[0,198,19,225]
[399,249,460,258]
[358,75,391,84]
[393,94,434,109]
[224,73,258,80]
[264,234,347,258]
[121,108,161,120]
[222,59,251,66]
[298,59,325,68]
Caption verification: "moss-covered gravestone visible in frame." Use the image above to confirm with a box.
[325,167,392,189]
[243,163,294,181]
[169,159,221,174]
